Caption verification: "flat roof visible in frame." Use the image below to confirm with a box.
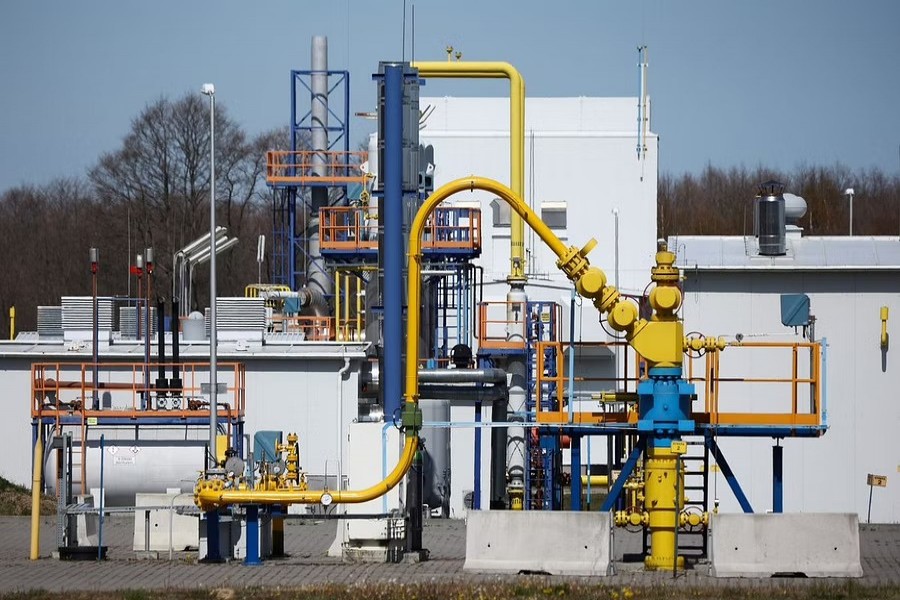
[669,234,900,271]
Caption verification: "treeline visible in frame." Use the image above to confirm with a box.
[2,92,899,338]
[659,164,900,238]
[0,93,287,339]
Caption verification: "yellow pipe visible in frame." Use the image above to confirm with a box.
[197,174,646,510]
[343,274,350,339]
[356,277,363,341]
[30,432,42,560]
[412,61,526,281]
[8,306,14,340]
[881,306,889,348]
[334,270,341,340]
[580,475,609,487]
[643,445,684,571]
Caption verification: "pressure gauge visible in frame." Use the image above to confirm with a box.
[321,492,333,507]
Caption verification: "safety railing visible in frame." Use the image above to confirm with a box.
[31,361,246,421]
[477,301,527,351]
[319,206,482,254]
[271,315,334,341]
[319,206,378,251]
[533,339,821,429]
[265,150,368,185]
[421,207,481,252]
[687,340,822,428]
[535,341,640,425]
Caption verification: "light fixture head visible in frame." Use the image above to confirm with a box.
[201,83,216,96]
[844,188,855,196]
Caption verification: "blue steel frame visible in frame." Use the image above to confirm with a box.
[271,69,352,290]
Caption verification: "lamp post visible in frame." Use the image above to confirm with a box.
[844,187,855,236]
[201,83,218,472]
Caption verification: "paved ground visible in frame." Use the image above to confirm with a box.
[1,516,899,593]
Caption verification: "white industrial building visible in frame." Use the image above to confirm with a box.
[672,231,900,523]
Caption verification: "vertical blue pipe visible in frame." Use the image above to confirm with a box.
[244,505,261,565]
[773,443,783,513]
[382,64,404,419]
[571,435,582,511]
[474,400,482,510]
[290,71,298,155]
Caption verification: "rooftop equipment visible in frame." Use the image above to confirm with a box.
[755,179,787,256]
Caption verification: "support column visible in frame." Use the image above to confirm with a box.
[202,511,222,563]
[570,435,582,511]
[244,505,261,566]
[773,442,783,513]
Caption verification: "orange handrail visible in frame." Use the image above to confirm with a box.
[320,205,482,253]
[32,361,246,421]
[477,302,527,351]
[271,315,334,341]
[266,150,368,185]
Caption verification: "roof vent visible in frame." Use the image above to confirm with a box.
[755,180,786,256]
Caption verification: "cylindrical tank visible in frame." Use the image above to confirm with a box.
[419,398,451,517]
[755,180,786,256]
[47,432,207,505]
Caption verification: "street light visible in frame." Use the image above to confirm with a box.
[844,187,855,236]
[201,83,218,472]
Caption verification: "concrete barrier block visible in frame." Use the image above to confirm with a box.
[464,510,611,576]
[710,513,863,578]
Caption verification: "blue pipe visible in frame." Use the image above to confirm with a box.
[381,64,404,420]
[570,435,582,511]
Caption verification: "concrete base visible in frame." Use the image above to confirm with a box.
[133,493,198,552]
[709,513,863,578]
[464,510,611,576]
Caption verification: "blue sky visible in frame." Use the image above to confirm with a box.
[1,0,898,191]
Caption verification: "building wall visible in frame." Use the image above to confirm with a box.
[420,96,659,342]
[680,270,900,522]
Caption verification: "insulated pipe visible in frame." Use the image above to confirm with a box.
[412,61,526,281]
[417,368,507,384]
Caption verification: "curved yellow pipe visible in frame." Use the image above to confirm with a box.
[413,61,527,281]
[198,176,595,510]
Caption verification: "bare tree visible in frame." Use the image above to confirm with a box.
[89,94,278,310]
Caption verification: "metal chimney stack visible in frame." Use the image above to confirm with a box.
[755,179,787,256]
